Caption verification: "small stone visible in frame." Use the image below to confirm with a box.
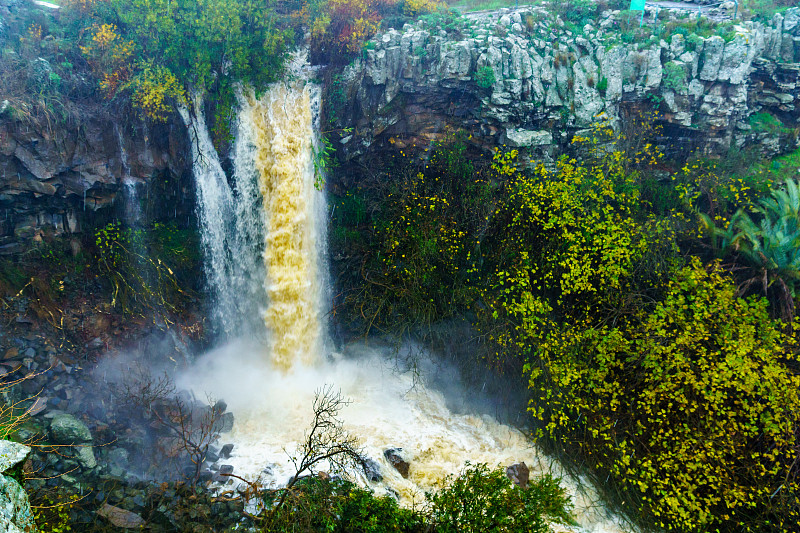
[97,503,145,529]
[204,450,219,464]
[506,462,529,489]
[75,446,97,469]
[107,448,129,467]
[218,464,234,476]
[3,348,19,360]
[88,338,104,349]
[383,448,410,479]
[219,444,233,459]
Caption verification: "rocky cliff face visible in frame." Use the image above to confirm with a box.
[332,6,800,164]
[0,112,192,253]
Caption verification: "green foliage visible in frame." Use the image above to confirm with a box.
[661,61,687,92]
[674,155,768,220]
[740,0,796,21]
[94,222,197,316]
[554,0,602,27]
[474,65,496,89]
[128,61,186,122]
[262,465,572,533]
[530,259,800,532]
[427,464,573,533]
[334,135,493,332]
[596,75,608,95]
[749,111,793,136]
[478,149,676,379]
[685,32,704,51]
[308,0,401,63]
[34,492,75,533]
[701,178,800,318]
[265,477,424,532]
[73,0,293,120]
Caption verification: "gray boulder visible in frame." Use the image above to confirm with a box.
[50,413,92,444]
[0,441,29,473]
[0,440,35,533]
[50,413,96,469]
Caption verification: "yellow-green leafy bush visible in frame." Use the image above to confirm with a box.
[531,259,800,531]
[479,148,674,372]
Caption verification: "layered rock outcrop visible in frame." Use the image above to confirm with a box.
[332,6,800,163]
[0,114,191,252]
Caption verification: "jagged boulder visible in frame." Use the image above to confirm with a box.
[0,440,35,533]
[50,412,97,469]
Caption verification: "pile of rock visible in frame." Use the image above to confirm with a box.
[335,5,799,164]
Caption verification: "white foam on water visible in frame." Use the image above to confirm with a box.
[178,342,630,533]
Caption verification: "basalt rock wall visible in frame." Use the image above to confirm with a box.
[331,6,800,166]
[0,112,192,253]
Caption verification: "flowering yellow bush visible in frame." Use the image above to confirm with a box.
[403,0,443,17]
[80,23,134,97]
[130,64,186,122]
[529,260,800,531]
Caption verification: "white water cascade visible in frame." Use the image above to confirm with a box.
[179,52,631,533]
[115,124,143,228]
[178,94,267,339]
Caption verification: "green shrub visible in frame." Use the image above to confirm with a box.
[428,464,574,533]
[265,477,424,533]
[662,61,687,92]
[531,260,800,532]
[474,65,496,89]
[596,75,608,95]
[555,0,600,26]
[94,222,197,316]
[749,111,792,136]
[686,32,704,51]
[701,178,800,319]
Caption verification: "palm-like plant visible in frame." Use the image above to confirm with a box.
[701,178,800,320]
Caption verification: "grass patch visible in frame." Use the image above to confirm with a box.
[448,0,517,13]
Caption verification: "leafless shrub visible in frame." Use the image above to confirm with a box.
[265,385,366,527]
[118,367,223,485]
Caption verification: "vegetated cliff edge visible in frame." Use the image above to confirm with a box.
[2,4,800,249]
[330,6,800,164]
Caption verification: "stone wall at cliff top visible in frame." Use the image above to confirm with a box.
[332,6,800,163]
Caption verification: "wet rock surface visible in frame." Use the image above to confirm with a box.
[506,461,530,489]
[0,440,34,533]
[0,303,248,531]
[384,448,410,479]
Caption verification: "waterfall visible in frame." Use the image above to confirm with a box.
[179,53,627,533]
[237,79,327,369]
[115,124,143,228]
[179,94,266,339]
